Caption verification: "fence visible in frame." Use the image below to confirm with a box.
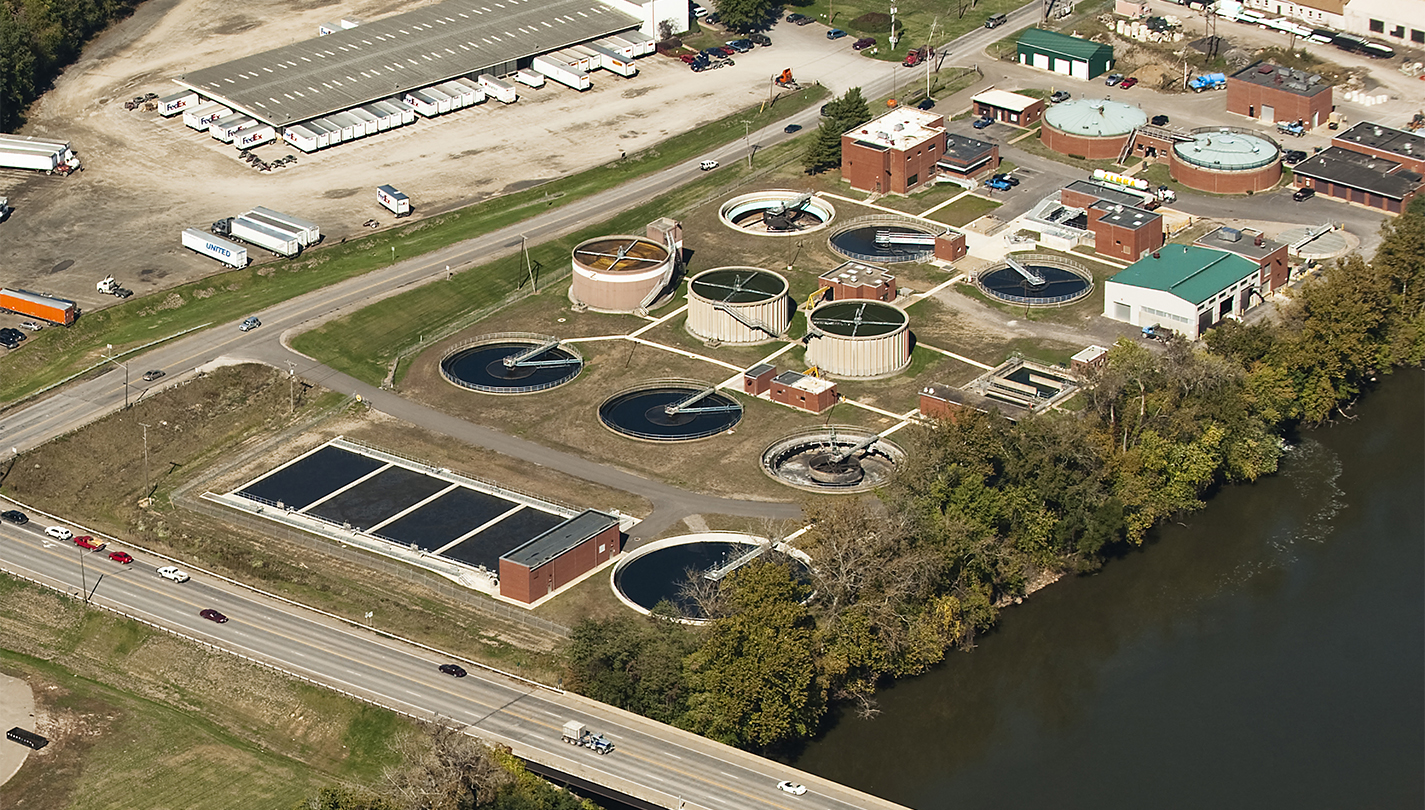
[437,332,585,395]
[827,215,944,263]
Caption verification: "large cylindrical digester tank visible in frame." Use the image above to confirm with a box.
[686,267,791,344]
[570,235,675,313]
[805,300,911,378]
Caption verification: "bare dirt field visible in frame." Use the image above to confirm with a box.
[0,0,886,316]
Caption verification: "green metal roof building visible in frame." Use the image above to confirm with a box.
[1102,244,1263,339]
[1017,29,1114,80]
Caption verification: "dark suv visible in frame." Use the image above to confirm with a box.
[1,510,27,525]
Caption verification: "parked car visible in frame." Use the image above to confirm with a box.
[691,4,708,18]
[679,53,698,63]
[157,566,190,583]
[1104,73,1124,86]
[992,173,1020,186]
[917,97,936,110]
[109,551,134,564]
[45,526,73,541]
[1283,149,1308,165]
[1151,114,1171,126]
[1050,90,1071,103]
[18,321,41,331]
[1,510,28,525]
[984,177,1013,191]
[438,663,468,677]
[0,334,20,350]
[239,316,260,332]
[786,13,811,25]
[1293,187,1316,201]
[1118,77,1139,89]
[749,33,771,46]
[784,124,802,133]
[972,116,994,129]
[726,39,754,53]
[199,609,229,623]
[699,159,719,170]
[1142,324,1174,342]
[853,37,877,50]
[826,28,847,39]
[74,535,104,550]
[715,45,736,56]
[777,782,808,795]
[142,369,165,382]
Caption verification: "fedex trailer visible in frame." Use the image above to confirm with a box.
[478,74,518,103]
[283,125,321,152]
[182,228,248,268]
[403,90,441,118]
[157,91,198,117]
[533,56,591,91]
[236,125,276,149]
[184,103,230,131]
[211,114,256,142]
[377,185,411,217]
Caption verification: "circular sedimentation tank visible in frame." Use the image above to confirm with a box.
[828,218,940,263]
[805,300,911,378]
[569,235,675,313]
[686,267,791,344]
[976,253,1094,307]
[719,191,836,235]
[440,333,584,394]
[1170,128,1282,193]
[611,533,813,623]
[1041,98,1149,160]
[761,426,905,493]
[598,380,743,441]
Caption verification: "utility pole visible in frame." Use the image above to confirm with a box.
[105,344,129,409]
[890,3,899,50]
[521,234,536,291]
[741,120,753,168]
[927,17,939,99]
[139,422,151,497]
[287,361,296,414]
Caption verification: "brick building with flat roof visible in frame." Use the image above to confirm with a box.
[841,107,947,194]
[1332,121,1425,174]
[770,371,838,413]
[1227,62,1334,129]
[1291,145,1422,214]
[819,261,898,302]
[1087,202,1164,261]
[936,133,1000,180]
[971,89,1045,128]
[1194,226,1290,292]
[498,510,621,604]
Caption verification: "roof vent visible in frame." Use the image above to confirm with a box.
[1375,126,1383,136]
[1153,251,1161,259]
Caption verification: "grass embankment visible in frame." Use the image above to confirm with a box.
[1,364,577,677]
[789,0,1036,61]
[0,577,408,809]
[0,87,827,406]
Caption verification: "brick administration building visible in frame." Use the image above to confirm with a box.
[498,509,621,604]
[842,107,947,195]
[1226,62,1333,129]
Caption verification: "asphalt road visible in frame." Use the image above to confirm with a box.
[0,517,903,810]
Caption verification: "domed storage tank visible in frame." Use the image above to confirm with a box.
[686,267,791,344]
[570,235,676,313]
[805,300,910,378]
[1041,98,1148,160]
[1170,128,1282,194]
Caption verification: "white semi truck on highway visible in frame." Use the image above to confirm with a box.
[561,720,614,754]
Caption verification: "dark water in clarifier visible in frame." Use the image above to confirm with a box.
[598,387,742,440]
[614,541,751,615]
[830,226,937,262]
[792,370,1424,810]
[441,342,582,392]
[979,264,1091,302]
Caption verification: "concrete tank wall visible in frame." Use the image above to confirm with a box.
[805,301,911,378]
[686,267,791,344]
[570,235,675,313]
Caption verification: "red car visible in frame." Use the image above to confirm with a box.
[853,37,877,51]
[1118,77,1139,89]
[108,551,134,564]
[74,535,105,551]
[679,53,698,64]
[199,609,229,624]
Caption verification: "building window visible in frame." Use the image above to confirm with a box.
[1391,25,1405,38]
[1370,18,1384,33]
[907,173,919,187]
[1412,29,1424,43]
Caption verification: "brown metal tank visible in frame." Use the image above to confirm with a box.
[569,235,675,313]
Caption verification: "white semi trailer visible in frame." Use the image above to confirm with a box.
[229,216,300,257]
[514,69,546,88]
[0,134,80,174]
[184,103,230,131]
[182,228,248,268]
[249,207,321,245]
[478,74,518,103]
[157,91,198,117]
[532,56,591,91]
[235,125,276,149]
[377,185,411,217]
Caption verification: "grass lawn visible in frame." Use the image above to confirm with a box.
[788,0,1045,62]
[0,87,827,406]
[925,195,1002,227]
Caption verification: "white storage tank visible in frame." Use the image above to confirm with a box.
[570,235,675,313]
[805,300,911,378]
[686,268,790,344]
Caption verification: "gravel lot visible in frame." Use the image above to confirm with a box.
[0,0,890,315]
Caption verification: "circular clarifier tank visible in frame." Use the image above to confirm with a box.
[569,235,676,313]
[611,533,813,623]
[440,334,584,394]
[1170,128,1283,193]
[762,426,905,493]
[805,300,911,378]
[598,380,743,441]
[976,254,1094,307]
[719,191,836,235]
[686,267,791,344]
[828,219,940,263]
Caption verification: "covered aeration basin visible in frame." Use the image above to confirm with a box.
[805,300,911,378]
[686,267,791,344]
[569,235,675,313]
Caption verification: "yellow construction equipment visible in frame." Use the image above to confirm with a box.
[805,286,829,310]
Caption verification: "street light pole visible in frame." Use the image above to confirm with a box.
[287,361,296,414]
[105,344,129,409]
[741,120,752,168]
[138,422,151,497]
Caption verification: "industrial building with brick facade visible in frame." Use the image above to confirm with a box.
[1226,62,1334,129]
[841,108,948,195]
[498,510,620,604]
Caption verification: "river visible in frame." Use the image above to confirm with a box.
[793,370,1423,808]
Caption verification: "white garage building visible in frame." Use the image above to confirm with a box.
[1102,244,1262,339]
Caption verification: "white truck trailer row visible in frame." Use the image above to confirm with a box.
[228,216,301,257]
[0,134,80,174]
[248,206,321,245]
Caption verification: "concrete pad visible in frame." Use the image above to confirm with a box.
[0,671,38,788]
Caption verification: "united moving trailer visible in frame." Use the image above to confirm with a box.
[182,228,248,268]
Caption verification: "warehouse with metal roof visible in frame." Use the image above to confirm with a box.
[1102,244,1261,339]
[174,0,645,126]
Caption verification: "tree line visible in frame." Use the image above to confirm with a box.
[1,0,143,131]
[565,199,1425,754]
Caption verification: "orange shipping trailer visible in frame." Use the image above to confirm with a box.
[0,288,77,325]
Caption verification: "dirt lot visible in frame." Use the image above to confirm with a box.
[0,0,888,315]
